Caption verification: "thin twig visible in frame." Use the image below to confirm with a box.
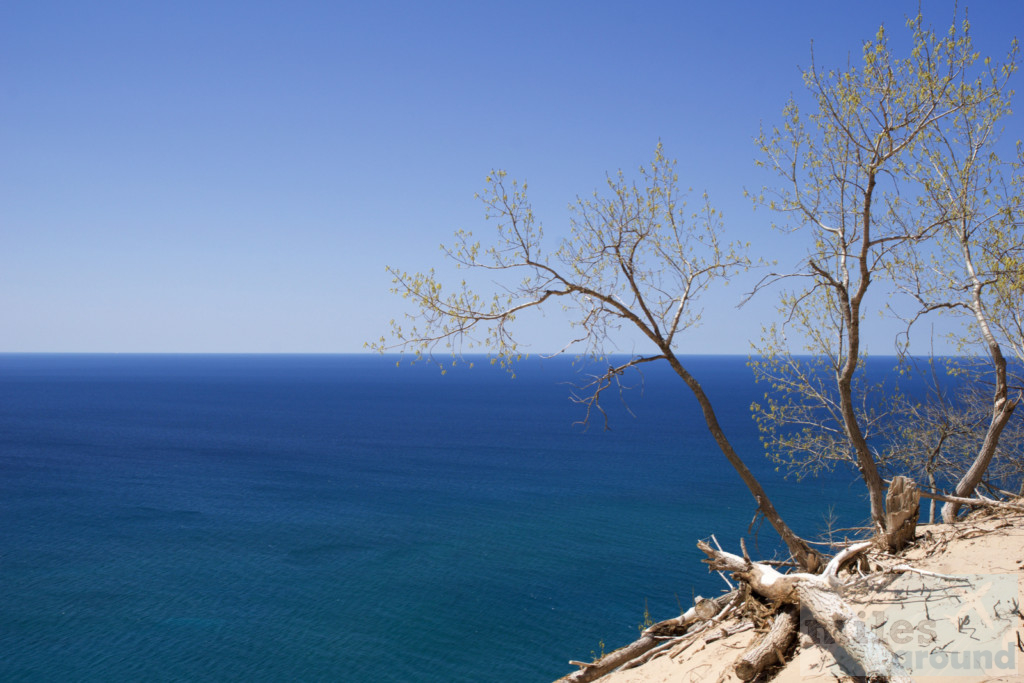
[710,534,736,590]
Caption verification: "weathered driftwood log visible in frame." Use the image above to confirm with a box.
[562,636,659,683]
[734,605,797,681]
[697,540,913,683]
[557,591,736,683]
[883,475,919,552]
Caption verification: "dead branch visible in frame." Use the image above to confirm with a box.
[734,605,798,681]
[557,591,737,683]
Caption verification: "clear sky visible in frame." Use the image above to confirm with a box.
[2,1,1021,354]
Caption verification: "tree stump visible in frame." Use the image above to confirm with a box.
[884,476,919,553]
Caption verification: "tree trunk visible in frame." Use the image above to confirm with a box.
[883,476,919,552]
[665,353,822,572]
[942,398,1017,522]
[927,470,937,523]
[837,372,888,534]
[794,577,912,682]
[835,167,888,536]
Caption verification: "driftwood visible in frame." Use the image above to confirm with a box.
[563,636,660,683]
[558,591,736,683]
[698,540,913,683]
[734,605,798,681]
[643,591,735,638]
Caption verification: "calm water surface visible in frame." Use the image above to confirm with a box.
[0,354,867,682]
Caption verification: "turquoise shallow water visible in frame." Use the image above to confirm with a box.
[0,354,867,682]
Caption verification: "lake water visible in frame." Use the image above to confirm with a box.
[0,354,869,681]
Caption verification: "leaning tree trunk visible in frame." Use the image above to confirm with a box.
[665,353,822,572]
[942,397,1017,522]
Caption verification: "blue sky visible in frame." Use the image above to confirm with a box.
[2,1,1021,354]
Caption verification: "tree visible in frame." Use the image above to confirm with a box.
[890,16,1021,521]
[372,145,823,571]
[984,148,1024,363]
[751,12,1017,542]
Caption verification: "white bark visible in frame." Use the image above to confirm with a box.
[698,541,913,683]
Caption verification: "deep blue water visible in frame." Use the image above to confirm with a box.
[0,354,868,682]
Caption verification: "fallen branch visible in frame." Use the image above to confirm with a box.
[557,591,737,683]
[822,541,873,577]
[884,565,971,582]
[710,534,736,590]
[641,590,737,638]
[614,638,679,671]
[704,620,754,643]
[886,479,1024,512]
[735,605,798,681]
[562,636,660,683]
